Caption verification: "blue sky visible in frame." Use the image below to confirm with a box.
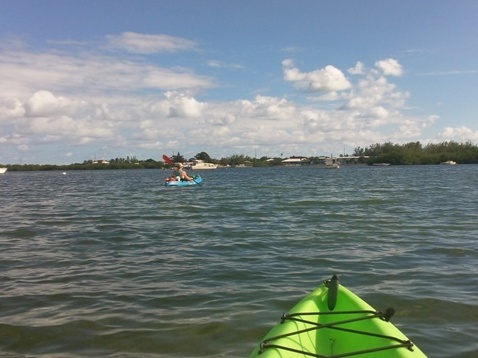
[1,0,477,164]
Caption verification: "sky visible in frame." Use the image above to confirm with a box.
[1,0,477,164]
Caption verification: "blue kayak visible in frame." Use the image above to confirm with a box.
[164,175,202,187]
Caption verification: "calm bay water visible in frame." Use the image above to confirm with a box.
[1,165,477,357]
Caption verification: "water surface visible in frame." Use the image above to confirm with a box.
[1,165,477,357]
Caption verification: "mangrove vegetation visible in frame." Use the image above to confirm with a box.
[2,141,478,171]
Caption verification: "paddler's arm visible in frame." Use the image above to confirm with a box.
[181,170,194,181]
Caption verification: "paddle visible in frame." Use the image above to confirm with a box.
[162,154,174,165]
[191,174,200,185]
[163,154,175,183]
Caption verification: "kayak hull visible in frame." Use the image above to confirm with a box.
[250,275,426,358]
[164,175,202,187]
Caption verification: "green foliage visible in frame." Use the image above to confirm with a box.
[195,151,212,162]
[4,158,167,171]
[222,154,253,166]
[171,152,186,163]
[3,141,478,171]
[363,141,478,165]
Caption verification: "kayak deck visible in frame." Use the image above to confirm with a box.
[250,275,426,357]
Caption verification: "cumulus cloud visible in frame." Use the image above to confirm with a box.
[375,58,403,76]
[25,91,87,117]
[342,63,409,111]
[144,91,207,118]
[0,33,446,163]
[0,97,25,118]
[164,91,207,118]
[282,59,351,92]
[24,114,114,145]
[238,95,296,120]
[348,61,366,75]
[439,126,478,141]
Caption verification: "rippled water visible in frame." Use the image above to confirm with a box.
[1,165,477,357]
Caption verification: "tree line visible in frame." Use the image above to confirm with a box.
[355,140,478,165]
[2,141,478,171]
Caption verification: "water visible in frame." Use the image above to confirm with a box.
[1,165,477,357]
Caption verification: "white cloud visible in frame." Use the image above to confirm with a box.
[0,34,451,163]
[207,60,244,69]
[348,61,365,75]
[0,97,25,118]
[375,58,403,77]
[237,95,296,120]
[26,114,114,141]
[0,47,215,99]
[439,126,478,141]
[164,91,207,118]
[106,32,198,54]
[342,67,409,110]
[25,91,87,117]
[141,66,214,90]
[282,59,351,92]
[144,91,207,118]
[418,70,478,76]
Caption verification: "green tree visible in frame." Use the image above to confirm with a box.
[195,151,212,162]
[171,152,186,163]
